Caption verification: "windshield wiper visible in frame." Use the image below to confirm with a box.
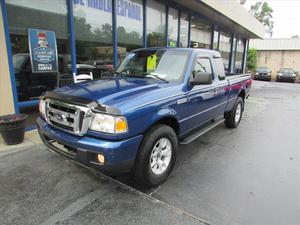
[114,70,129,81]
[146,74,169,83]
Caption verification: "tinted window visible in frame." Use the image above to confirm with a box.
[213,58,226,80]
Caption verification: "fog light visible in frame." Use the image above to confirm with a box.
[97,154,105,164]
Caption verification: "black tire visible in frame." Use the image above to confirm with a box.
[133,124,178,187]
[224,97,244,128]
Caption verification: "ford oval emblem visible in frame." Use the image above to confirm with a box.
[54,112,63,121]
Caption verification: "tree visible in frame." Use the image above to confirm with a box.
[249,1,274,37]
[247,48,257,71]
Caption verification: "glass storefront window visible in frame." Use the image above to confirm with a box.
[213,29,219,50]
[235,39,245,74]
[230,37,237,73]
[147,0,166,47]
[190,17,211,49]
[6,0,70,102]
[179,13,189,47]
[219,31,232,73]
[168,8,178,47]
[117,0,143,63]
[73,0,113,78]
[6,0,70,127]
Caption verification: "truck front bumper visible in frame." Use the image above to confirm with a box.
[37,117,143,175]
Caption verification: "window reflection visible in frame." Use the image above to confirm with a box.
[219,32,232,73]
[6,0,71,102]
[168,8,178,47]
[235,39,245,74]
[213,30,219,50]
[179,13,189,47]
[147,0,166,47]
[117,0,143,63]
[73,0,113,78]
[190,17,211,49]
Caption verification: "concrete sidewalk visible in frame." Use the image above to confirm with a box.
[0,129,42,156]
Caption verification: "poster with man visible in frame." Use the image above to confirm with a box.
[28,28,58,73]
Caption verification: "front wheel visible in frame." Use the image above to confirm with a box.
[133,124,178,187]
[224,97,244,128]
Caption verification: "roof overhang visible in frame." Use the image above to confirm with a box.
[172,0,265,39]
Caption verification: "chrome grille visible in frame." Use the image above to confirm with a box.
[45,99,92,136]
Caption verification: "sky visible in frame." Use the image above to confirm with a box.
[243,0,300,38]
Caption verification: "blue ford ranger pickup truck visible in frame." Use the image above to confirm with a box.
[37,48,251,187]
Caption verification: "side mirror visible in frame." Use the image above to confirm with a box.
[190,71,212,85]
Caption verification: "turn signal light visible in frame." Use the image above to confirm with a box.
[115,117,128,133]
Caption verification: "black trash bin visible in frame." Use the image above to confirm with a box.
[0,114,28,145]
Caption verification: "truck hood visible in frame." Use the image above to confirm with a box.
[54,77,167,108]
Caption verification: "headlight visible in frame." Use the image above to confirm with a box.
[90,113,128,134]
[278,73,283,76]
[255,72,258,75]
[39,100,46,118]
[292,74,296,77]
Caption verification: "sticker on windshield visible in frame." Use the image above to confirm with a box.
[147,54,157,71]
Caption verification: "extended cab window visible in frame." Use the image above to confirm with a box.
[213,57,226,80]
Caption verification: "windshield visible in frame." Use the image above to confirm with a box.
[13,54,27,73]
[256,67,268,73]
[279,68,293,73]
[116,49,190,82]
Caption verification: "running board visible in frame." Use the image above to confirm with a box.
[180,118,225,145]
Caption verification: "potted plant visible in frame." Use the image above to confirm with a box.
[0,114,28,145]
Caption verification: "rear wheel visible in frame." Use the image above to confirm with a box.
[133,124,178,187]
[224,97,244,128]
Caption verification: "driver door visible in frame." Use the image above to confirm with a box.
[182,56,219,132]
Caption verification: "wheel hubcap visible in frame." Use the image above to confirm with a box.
[235,103,242,124]
[150,138,172,175]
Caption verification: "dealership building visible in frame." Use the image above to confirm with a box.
[0,0,264,129]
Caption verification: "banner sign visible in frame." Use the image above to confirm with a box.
[73,0,142,21]
[28,28,58,73]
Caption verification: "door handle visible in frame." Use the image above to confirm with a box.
[213,88,219,94]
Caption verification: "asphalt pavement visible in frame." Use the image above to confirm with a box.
[0,80,299,225]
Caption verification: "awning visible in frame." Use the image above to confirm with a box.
[173,0,265,39]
